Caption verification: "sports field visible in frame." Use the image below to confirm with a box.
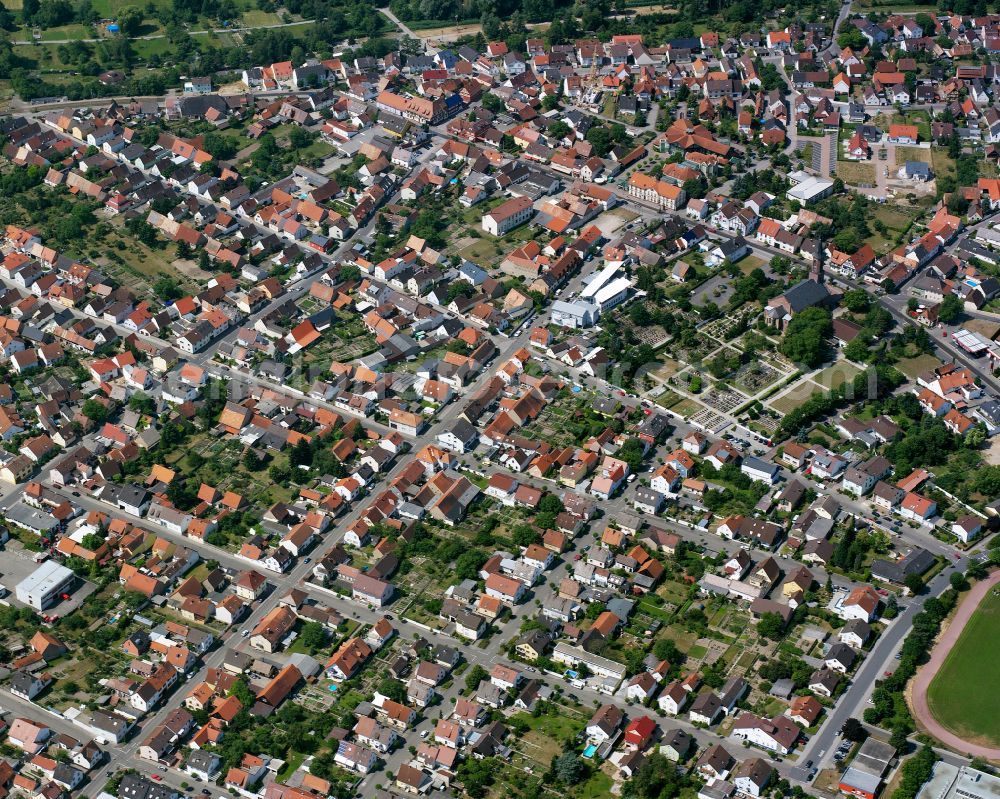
[926,587,1000,747]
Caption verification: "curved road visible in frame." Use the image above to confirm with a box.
[910,570,1000,759]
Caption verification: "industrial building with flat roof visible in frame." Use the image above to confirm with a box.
[918,764,1000,799]
[15,560,76,610]
[786,171,836,204]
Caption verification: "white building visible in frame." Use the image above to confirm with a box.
[15,561,76,610]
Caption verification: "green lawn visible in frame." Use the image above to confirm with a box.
[896,352,941,381]
[770,381,824,415]
[576,772,613,799]
[812,361,862,391]
[36,23,91,41]
[834,160,876,186]
[926,588,1000,747]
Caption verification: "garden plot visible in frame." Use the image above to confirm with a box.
[296,683,338,712]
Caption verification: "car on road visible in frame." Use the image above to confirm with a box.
[952,552,960,560]
[883,671,894,677]
[304,557,311,563]
[420,730,429,739]
[240,629,249,637]
[151,775,162,782]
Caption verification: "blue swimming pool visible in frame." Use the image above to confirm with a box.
[583,744,598,758]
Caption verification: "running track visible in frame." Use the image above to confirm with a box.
[910,570,1000,758]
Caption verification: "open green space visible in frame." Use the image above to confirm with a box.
[770,380,824,416]
[835,160,875,186]
[926,588,1000,747]
[896,352,941,380]
[812,361,862,390]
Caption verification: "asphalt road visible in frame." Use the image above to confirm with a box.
[790,554,967,781]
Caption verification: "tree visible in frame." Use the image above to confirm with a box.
[300,621,327,652]
[128,391,155,415]
[548,120,570,140]
[22,0,39,24]
[243,449,263,471]
[843,289,871,313]
[624,753,679,799]
[889,724,911,754]
[481,94,504,113]
[117,5,143,35]
[81,398,108,424]
[512,525,541,548]
[538,494,563,515]
[289,437,314,468]
[653,638,680,664]
[553,752,583,785]
[904,573,924,595]
[844,336,870,364]
[781,306,833,368]
[938,293,963,324]
[949,571,969,592]
[758,612,786,641]
[153,276,182,301]
[841,717,868,743]
[228,678,255,709]
[288,126,312,150]
[377,677,406,703]
[585,125,613,157]
[465,664,488,693]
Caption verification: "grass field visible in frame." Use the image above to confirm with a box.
[835,160,876,186]
[926,588,1000,747]
[671,397,703,417]
[770,381,824,415]
[738,255,768,275]
[812,361,862,390]
[867,204,918,252]
[931,148,957,181]
[896,352,941,380]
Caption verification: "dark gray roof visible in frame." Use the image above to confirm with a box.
[871,547,936,583]
[781,278,831,313]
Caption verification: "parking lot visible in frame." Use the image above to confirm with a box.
[0,540,97,616]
